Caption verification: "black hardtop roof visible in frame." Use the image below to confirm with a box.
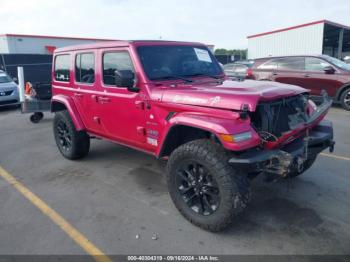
[55,40,204,53]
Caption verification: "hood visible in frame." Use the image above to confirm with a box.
[0,81,17,90]
[152,80,307,112]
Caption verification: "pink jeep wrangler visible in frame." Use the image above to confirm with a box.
[51,40,335,231]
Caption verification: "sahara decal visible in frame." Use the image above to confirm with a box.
[172,95,221,106]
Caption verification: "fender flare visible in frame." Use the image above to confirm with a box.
[335,83,350,101]
[51,95,85,131]
[156,112,260,157]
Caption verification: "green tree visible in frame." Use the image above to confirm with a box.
[214,49,247,60]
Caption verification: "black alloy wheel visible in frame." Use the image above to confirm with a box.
[176,161,220,216]
[56,120,72,152]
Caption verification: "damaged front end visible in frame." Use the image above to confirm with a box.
[229,91,335,178]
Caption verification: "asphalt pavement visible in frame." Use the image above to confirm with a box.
[0,106,349,257]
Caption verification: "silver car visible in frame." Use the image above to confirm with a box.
[0,70,20,107]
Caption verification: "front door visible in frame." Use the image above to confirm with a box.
[96,48,150,150]
[303,57,342,97]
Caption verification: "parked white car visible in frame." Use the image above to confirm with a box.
[0,70,20,107]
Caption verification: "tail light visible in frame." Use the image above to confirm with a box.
[246,68,254,79]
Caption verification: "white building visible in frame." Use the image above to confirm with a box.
[247,20,350,59]
[0,34,115,54]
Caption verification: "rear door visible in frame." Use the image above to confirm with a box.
[73,51,103,134]
[273,57,305,87]
[254,59,278,80]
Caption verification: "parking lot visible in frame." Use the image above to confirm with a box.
[0,106,349,258]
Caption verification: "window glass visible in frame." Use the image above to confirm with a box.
[258,59,277,70]
[103,52,134,85]
[54,55,70,82]
[0,73,12,83]
[277,57,304,70]
[323,55,350,71]
[305,57,330,71]
[137,45,222,80]
[75,53,95,83]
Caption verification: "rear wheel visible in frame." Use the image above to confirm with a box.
[53,110,90,160]
[340,88,350,111]
[166,139,250,232]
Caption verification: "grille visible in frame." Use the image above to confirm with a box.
[0,90,13,96]
[251,95,308,139]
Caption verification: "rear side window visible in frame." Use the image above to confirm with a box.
[277,57,304,70]
[54,54,71,82]
[102,52,134,86]
[75,53,95,84]
[258,59,277,70]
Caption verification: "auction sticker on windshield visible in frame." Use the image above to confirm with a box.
[194,48,212,62]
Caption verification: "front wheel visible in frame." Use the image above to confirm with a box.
[340,88,350,111]
[53,110,90,160]
[166,139,250,232]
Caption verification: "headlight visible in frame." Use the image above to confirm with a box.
[220,131,252,143]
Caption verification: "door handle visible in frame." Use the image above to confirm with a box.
[98,96,111,103]
[91,94,98,102]
[272,73,278,76]
[74,92,83,98]
[303,74,311,78]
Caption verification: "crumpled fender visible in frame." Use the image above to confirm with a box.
[157,111,261,154]
[51,94,85,131]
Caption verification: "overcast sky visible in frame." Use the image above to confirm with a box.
[0,0,349,49]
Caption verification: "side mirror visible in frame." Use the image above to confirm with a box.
[115,70,139,92]
[12,77,18,83]
[324,66,335,74]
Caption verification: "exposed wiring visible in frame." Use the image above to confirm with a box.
[258,131,279,143]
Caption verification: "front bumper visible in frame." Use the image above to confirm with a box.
[0,88,20,107]
[229,119,334,177]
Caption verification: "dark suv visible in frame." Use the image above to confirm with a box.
[247,55,350,110]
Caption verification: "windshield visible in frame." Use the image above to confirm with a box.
[323,56,350,71]
[0,74,13,83]
[137,45,223,81]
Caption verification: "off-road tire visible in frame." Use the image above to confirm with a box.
[53,110,90,160]
[289,155,317,178]
[340,87,350,111]
[166,139,250,232]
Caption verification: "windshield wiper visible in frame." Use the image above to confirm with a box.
[183,73,222,79]
[151,75,193,83]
